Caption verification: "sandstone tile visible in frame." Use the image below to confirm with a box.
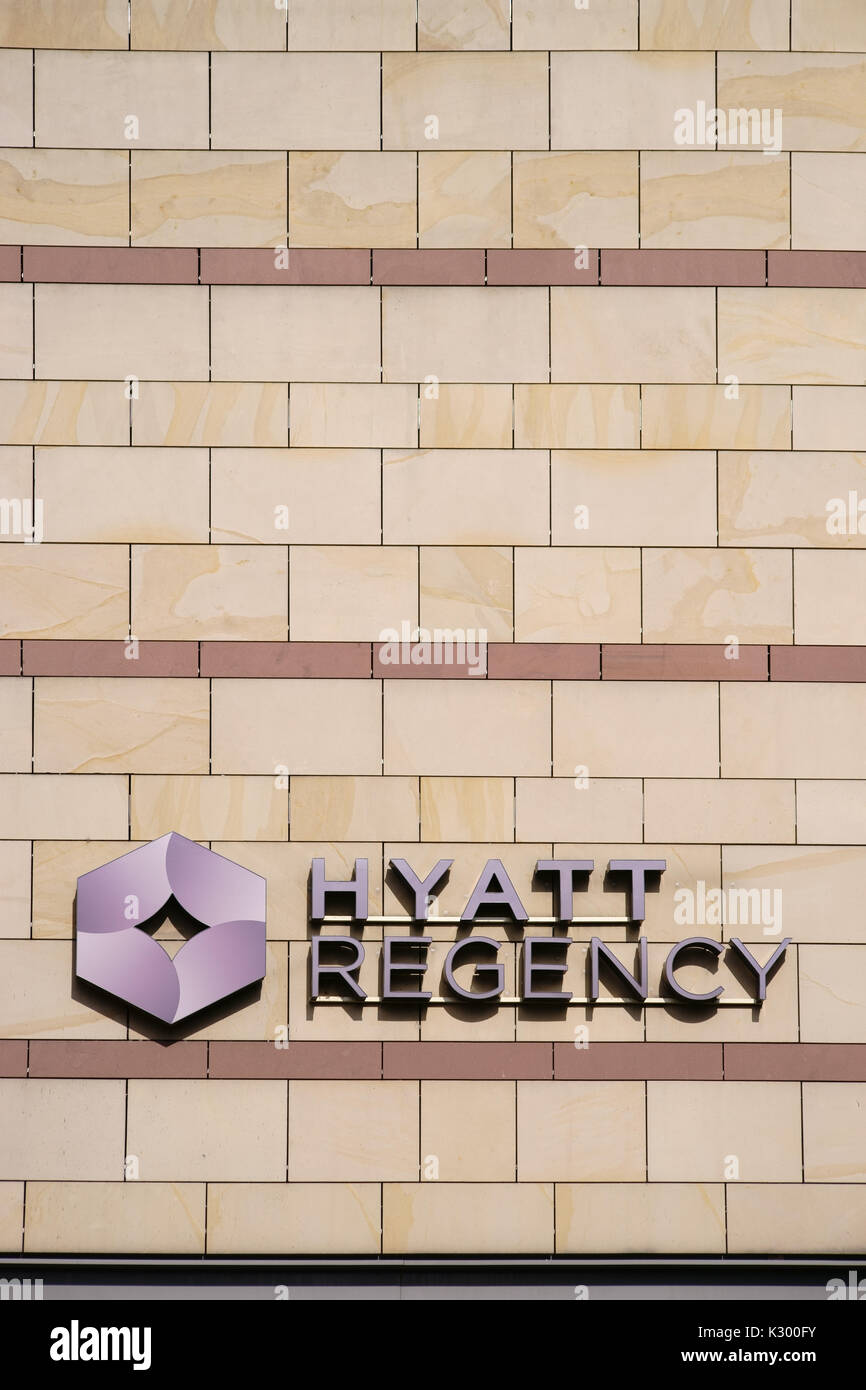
[208,1183,380,1255]
[722,683,866,779]
[792,154,866,251]
[0,383,127,446]
[514,385,640,449]
[132,0,286,48]
[0,149,127,245]
[516,778,644,842]
[36,284,208,380]
[132,545,288,641]
[385,680,550,776]
[384,1182,553,1254]
[36,447,209,543]
[551,287,715,383]
[719,450,866,548]
[0,283,32,380]
[554,681,719,778]
[291,385,417,449]
[717,53,866,153]
[382,53,548,150]
[723,845,866,945]
[212,54,380,151]
[419,545,513,641]
[289,1080,417,1181]
[0,545,129,640]
[552,450,716,546]
[800,946,866,1042]
[648,1081,802,1180]
[212,679,381,776]
[419,152,511,248]
[0,841,30,938]
[793,387,866,450]
[0,941,125,1040]
[0,1079,124,1180]
[640,151,789,250]
[513,151,638,249]
[420,777,514,841]
[0,1182,22,1251]
[644,779,795,843]
[792,0,866,51]
[131,151,286,248]
[642,548,793,644]
[512,0,636,48]
[201,643,370,679]
[0,51,33,146]
[131,776,287,841]
[128,1079,286,1181]
[795,552,866,644]
[421,1080,514,1179]
[374,249,484,286]
[804,1081,866,1180]
[641,0,789,48]
[552,52,714,150]
[212,286,379,383]
[518,1080,645,1180]
[134,383,287,449]
[557,1183,725,1254]
[289,546,416,641]
[720,288,866,385]
[419,0,509,49]
[34,676,209,774]
[26,1183,205,1255]
[642,386,790,449]
[797,782,866,844]
[419,385,511,448]
[384,449,548,545]
[288,0,416,49]
[36,52,209,149]
[728,1184,866,1253]
[0,0,127,47]
[211,449,380,545]
[515,548,642,643]
[290,777,419,841]
[290,152,416,249]
[382,286,548,383]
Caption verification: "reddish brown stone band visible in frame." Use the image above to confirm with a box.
[3,245,866,287]
[2,1040,864,1081]
[4,641,866,681]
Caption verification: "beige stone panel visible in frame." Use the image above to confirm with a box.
[513,151,638,248]
[0,1182,22,1250]
[37,284,208,381]
[517,779,644,847]
[795,551,866,644]
[34,677,208,775]
[212,679,381,777]
[728,1183,866,1254]
[0,0,127,47]
[648,1081,802,1181]
[0,149,127,245]
[723,845,866,946]
[36,52,208,149]
[288,939,421,1043]
[420,779,514,841]
[384,449,548,545]
[642,547,793,644]
[290,777,419,842]
[0,448,32,544]
[0,941,126,1040]
[384,1182,553,1253]
[383,53,548,150]
[419,0,509,49]
[0,1080,124,1180]
[554,681,718,779]
[641,151,789,249]
[131,775,286,842]
[221,841,383,942]
[645,940,799,1043]
[551,287,715,384]
[290,546,415,641]
[383,841,550,919]
[719,288,866,386]
[0,383,127,446]
[717,53,866,152]
[211,449,380,545]
[644,779,795,844]
[289,0,416,49]
[385,681,550,777]
[33,840,141,939]
[26,1183,204,1255]
[552,450,716,547]
[132,0,285,48]
[419,545,512,641]
[792,154,866,251]
[132,151,286,248]
[383,286,548,384]
[208,1183,381,1255]
[418,152,511,248]
[518,1080,644,1180]
[128,1080,286,1181]
[0,544,128,639]
[642,0,789,48]
[419,385,511,448]
[0,678,30,772]
[515,547,642,643]
[0,284,32,380]
[129,941,287,1043]
[515,386,640,450]
[513,0,636,47]
[289,1080,417,1181]
[36,447,209,543]
[212,53,380,151]
[553,842,720,943]
[557,1183,725,1254]
[552,52,714,150]
[800,945,866,1042]
[722,684,866,779]
[134,383,287,449]
[797,781,866,845]
[0,50,33,146]
[793,0,866,50]
[642,387,791,450]
[421,1081,514,1178]
[804,1083,866,1181]
[132,545,288,641]
[290,151,415,249]
[212,286,379,384]
[0,842,30,939]
[291,385,417,449]
[793,387,866,452]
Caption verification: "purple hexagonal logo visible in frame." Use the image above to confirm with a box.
[75,833,266,1025]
